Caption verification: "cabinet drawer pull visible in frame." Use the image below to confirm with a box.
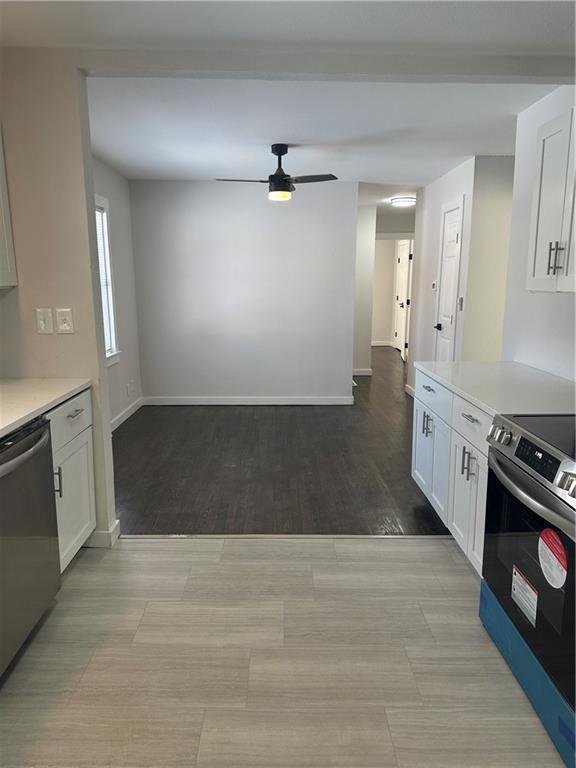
[67,407,85,421]
[422,385,435,393]
[461,412,480,424]
[54,466,63,498]
[547,241,555,275]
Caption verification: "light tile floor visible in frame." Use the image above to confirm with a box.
[0,536,563,768]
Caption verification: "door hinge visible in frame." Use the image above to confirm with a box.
[394,331,397,337]
[458,296,464,311]
[456,233,459,244]
[409,253,413,261]
[406,298,411,307]
[404,342,409,349]
[398,258,400,263]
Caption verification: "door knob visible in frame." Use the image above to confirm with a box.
[399,302,405,308]
[433,323,442,331]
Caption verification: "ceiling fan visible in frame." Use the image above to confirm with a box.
[216,144,337,202]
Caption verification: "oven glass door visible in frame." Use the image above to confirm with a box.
[484,448,575,709]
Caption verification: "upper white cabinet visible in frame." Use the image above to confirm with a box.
[0,128,17,288]
[527,108,575,292]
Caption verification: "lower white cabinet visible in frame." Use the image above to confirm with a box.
[53,427,96,572]
[412,398,451,526]
[449,433,488,574]
[412,384,490,575]
[45,389,96,572]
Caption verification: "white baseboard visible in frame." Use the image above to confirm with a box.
[143,395,354,406]
[86,518,121,548]
[405,384,415,397]
[111,397,144,431]
[352,369,372,376]
[371,341,394,347]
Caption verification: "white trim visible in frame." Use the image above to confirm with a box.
[111,397,144,431]
[371,341,394,347]
[405,384,415,397]
[142,395,354,406]
[106,351,121,367]
[376,232,415,240]
[352,369,372,376]
[85,517,120,548]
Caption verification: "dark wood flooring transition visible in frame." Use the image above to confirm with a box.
[113,347,447,535]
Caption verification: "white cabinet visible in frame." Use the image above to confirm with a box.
[411,398,452,526]
[46,390,96,571]
[53,428,96,571]
[527,108,575,292]
[412,399,433,492]
[448,432,488,576]
[411,377,490,573]
[0,128,17,288]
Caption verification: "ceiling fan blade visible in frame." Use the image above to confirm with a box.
[290,174,338,184]
[215,178,268,183]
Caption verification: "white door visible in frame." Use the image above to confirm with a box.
[412,399,432,494]
[557,125,575,292]
[468,451,488,576]
[393,240,411,359]
[528,110,573,291]
[434,201,463,361]
[429,413,452,526]
[448,433,473,553]
[53,428,96,572]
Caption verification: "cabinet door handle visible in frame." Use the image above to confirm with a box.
[552,241,565,274]
[547,241,555,275]
[422,410,428,435]
[460,446,468,476]
[466,452,476,481]
[425,414,433,436]
[67,407,85,420]
[461,412,479,424]
[54,466,63,498]
[422,385,435,393]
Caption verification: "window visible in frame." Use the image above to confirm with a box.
[94,199,118,359]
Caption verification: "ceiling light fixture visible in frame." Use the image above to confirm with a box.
[390,195,417,208]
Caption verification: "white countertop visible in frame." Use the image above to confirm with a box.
[414,361,575,416]
[0,378,92,439]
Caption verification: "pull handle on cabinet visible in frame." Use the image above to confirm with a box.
[54,467,63,498]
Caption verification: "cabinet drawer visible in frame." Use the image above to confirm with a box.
[414,370,453,423]
[46,389,92,453]
[451,395,492,457]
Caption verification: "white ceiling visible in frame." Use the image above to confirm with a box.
[87,78,555,185]
[1,1,574,57]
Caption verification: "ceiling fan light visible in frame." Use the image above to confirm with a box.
[390,195,417,208]
[268,189,292,202]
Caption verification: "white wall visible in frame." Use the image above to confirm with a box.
[129,180,358,403]
[376,206,416,236]
[353,204,377,374]
[502,86,575,381]
[92,156,143,427]
[0,48,118,543]
[462,156,514,361]
[372,239,396,344]
[408,158,475,387]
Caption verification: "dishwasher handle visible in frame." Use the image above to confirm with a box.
[0,428,50,480]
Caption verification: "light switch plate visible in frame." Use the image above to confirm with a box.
[55,307,74,334]
[36,308,54,334]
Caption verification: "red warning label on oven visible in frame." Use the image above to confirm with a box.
[538,529,568,589]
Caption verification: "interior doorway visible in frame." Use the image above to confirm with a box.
[434,197,463,361]
[392,239,414,361]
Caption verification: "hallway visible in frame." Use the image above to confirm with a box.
[113,347,446,535]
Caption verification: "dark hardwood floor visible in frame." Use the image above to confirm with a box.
[113,347,447,535]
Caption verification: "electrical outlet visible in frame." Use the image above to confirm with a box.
[36,308,54,334]
[56,308,74,334]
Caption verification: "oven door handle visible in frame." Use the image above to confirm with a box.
[489,450,575,541]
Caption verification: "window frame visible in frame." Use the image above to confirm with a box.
[94,194,120,365]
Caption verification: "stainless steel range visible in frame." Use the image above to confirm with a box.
[481,413,575,767]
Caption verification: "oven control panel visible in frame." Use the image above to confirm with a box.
[515,437,561,483]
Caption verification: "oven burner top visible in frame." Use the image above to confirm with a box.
[504,414,575,460]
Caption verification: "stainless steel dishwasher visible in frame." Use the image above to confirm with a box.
[0,417,61,676]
